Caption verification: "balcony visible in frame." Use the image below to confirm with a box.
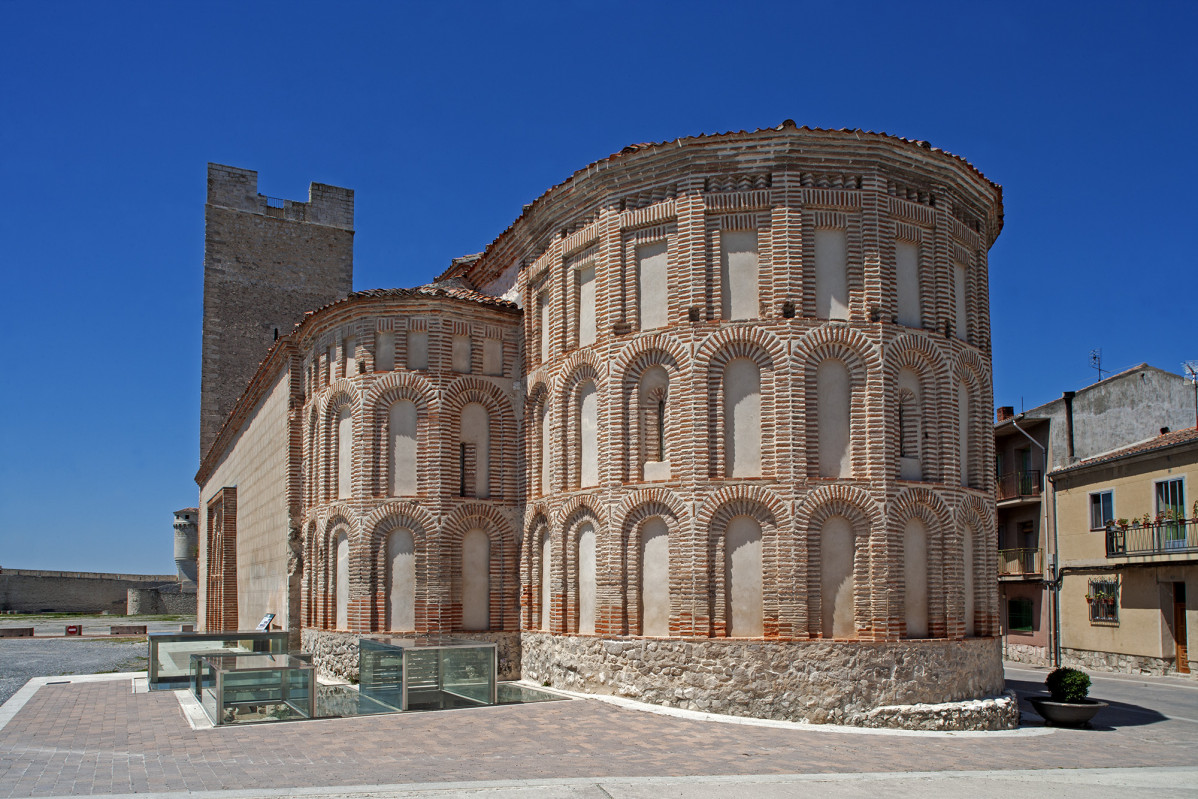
[998,547,1043,578]
[1106,518,1198,557]
[996,470,1042,503]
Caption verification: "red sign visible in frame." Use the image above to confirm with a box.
[65,625,81,636]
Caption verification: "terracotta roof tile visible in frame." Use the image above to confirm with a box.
[1051,426,1198,476]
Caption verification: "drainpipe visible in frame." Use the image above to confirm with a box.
[1011,415,1056,665]
[1062,391,1076,462]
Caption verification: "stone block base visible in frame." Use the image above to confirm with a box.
[1002,641,1049,666]
[520,632,1012,729]
[1061,647,1192,678]
[301,628,521,682]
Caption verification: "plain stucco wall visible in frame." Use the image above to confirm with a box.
[821,515,855,638]
[817,358,851,477]
[895,240,921,327]
[387,528,415,631]
[720,230,759,321]
[580,383,598,487]
[578,265,597,346]
[406,330,428,370]
[640,517,670,636]
[577,523,597,634]
[389,399,418,496]
[725,515,763,636]
[904,518,929,637]
[462,528,490,630]
[198,369,292,632]
[814,229,849,321]
[461,402,490,498]
[724,357,761,478]
[636,241,669,330]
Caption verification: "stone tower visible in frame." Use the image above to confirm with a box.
[200,164,354,457]
[173,507,199,592]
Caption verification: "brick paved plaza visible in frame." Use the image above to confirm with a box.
[0,666,1196,797]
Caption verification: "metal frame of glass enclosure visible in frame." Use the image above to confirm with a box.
[147,631,289,690]
[191,653,315,726]
[359,636,497,711]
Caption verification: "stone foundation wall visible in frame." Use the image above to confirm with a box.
[521,632,1009,728]
[301,629,521,682]
[1002,641,1049,666]
[1061,647,1191,678]
[126,586,198,616]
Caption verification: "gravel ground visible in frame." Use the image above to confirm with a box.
[0,637,147,705]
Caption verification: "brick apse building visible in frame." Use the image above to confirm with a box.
[197,123,1012,728]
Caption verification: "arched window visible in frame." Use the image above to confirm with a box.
[540,530,552,631]
[461,528,490,630]
[638,366,670,481]
[903,518,929,638]
[334,530,349,629]
[723,358,761,478]
[962,524,976,636]
[724,515,763,636]
[640,517,669,636]
[817,358,851,478]
[579,382,598,488]
[388,400,417,496]
[820,515,855,638]
[957,382,971,488]
[337,406,353,499]
[575,522,597,634]
[897,368,922,481]
[386,528,415,631]
[459,403,490,499]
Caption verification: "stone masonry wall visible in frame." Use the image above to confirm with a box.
[0,569,177,613]
[201,164,353,458]
[521,632,1007,726]
[302,628,520,681]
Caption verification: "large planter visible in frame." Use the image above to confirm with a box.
[1028,696,1107,727]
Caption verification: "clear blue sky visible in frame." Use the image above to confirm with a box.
[2,2,1195,573]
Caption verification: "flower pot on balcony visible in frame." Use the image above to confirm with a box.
[1028,697,1107,727]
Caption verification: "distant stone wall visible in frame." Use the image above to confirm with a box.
[301,629,521,682]
[521,633,1009,728]
[126,585,198,616]
[0,569,177,614]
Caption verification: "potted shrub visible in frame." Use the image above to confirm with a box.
[1028,667,1107,727]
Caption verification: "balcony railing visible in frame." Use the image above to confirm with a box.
[1107,518,1198,557]
[996,470,1041,502]
[998,547,1043,577]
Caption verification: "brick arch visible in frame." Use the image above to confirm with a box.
[796,484,883,641]
[614,491,689,636]
[885,333,950,484]
[698,485,787,638]
[320,382,362,503]
[442,377,517,502]
[952,350,992,493]
[793,324,884,480]
[356,502,435,633]
[696,325,786,369]
[364,373,436,498]
[889,486,954,640]
[551,348,608,394]
[614,341,687,483]
[558,500,604,634]
[525,380,554,498]
[441,503,519,633]
[523,511,552,631]
[318,511,357,630]
[302,519,320,627]
[699,331,783,480]
[557,363,604,490]
[955,493,999,638]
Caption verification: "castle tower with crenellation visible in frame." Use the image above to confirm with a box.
[200,164,354,457]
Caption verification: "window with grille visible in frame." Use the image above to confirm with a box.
[1088,578,1119,624]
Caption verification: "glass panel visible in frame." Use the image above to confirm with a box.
[193,653,315,726]
[148,631,289,690]
[357,635,497,712]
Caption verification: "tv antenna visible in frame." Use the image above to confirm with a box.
[1090,349,1105,381]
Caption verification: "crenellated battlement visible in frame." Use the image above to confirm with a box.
[206,163,354,230]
